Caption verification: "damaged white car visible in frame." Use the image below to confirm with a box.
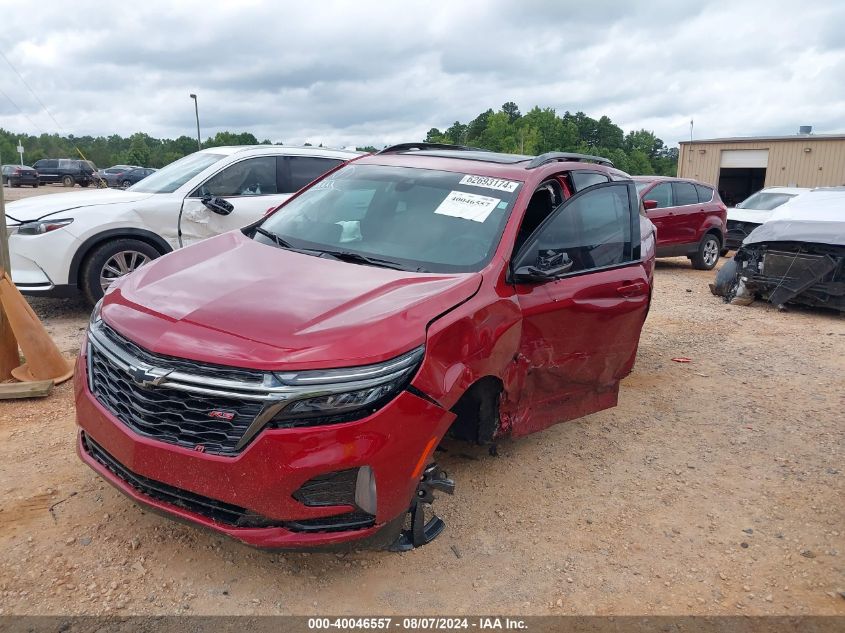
[5,145,359,304]
[711,188,845,311]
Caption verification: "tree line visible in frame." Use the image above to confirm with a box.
[1,103,678,175]
[425,102,678,176]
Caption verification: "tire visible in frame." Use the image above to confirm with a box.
[62,175,74,187]
[80,180,90,188]
[691,233,721,270]
[33,183,39,188]
[81,239,161,305]
[122,179,132,188]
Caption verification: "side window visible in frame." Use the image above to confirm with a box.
[643,182,672,208]
[58,159,72,169]
[43,159,58,168]
[280,157,344,193]
[695,184,713,203]
[571,171,609,192]
[673,182,698,206]
[193,157,277,197]
[519,182,633,274]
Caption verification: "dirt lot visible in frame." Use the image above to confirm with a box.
[0,184,843,616]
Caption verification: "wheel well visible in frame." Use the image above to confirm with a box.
[72,230,171,289]
[705,228,723,246]
[447,376,503,445]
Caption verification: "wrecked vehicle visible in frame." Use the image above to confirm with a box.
[75,143,656,550]
[711,188,845,311]
[724,186,809,251]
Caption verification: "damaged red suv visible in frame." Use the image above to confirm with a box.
[75,144,656,550]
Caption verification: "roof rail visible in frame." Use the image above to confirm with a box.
[527,152,613,169]
[377,142,484,154]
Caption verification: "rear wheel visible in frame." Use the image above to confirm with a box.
[691,233,721,270]
[81,239,160,305]
[122,179,132,188]
[61,175,74,187]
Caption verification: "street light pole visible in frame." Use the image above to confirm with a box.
[189,93,201,151]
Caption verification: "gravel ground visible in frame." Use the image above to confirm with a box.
[0,184,842,615]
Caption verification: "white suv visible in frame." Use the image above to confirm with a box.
[7,145,360,304]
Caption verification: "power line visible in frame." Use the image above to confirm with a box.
[0,48,65,132]
[0,84,46,133]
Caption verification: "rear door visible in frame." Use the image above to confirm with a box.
[640,181,678,247]
[671,181,702,245]
[512,181,649,435]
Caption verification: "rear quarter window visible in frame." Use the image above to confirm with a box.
[673,182,698,206]
[695,184,713,203]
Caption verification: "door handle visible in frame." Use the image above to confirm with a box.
[616,282,647,297]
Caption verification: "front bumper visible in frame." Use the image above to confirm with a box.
[74,351,455,549]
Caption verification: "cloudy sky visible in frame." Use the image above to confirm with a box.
[1,0,843,149]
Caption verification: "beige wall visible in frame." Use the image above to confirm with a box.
[677,138,845,188]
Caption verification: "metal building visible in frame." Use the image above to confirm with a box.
[677,129,845,206]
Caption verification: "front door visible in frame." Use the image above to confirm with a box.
[641,181,680,248]
[179,156,290,246]
[513,181,650,435]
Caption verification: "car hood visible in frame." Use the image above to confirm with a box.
[727,207,774,224]
[5,188,156,222]
[103,231,483,370]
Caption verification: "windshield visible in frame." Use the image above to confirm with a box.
[257,164,522,273]
[736,191,797,210]
[128,152,223,193]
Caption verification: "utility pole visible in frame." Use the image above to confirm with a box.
[189,93,201,150]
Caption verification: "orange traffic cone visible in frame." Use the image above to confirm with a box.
[0,272,74,384]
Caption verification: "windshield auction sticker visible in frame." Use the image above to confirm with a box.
[434,191,502,222]
[459,174,520,192]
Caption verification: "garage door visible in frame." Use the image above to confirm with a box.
[720,149,769,168]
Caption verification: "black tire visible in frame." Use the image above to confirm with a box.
[80,180,90,187]
[12,183,19,188]
[61,175,74,187]
[81,239,161,305]
[122,179,132,188]
[33,182,39,188]
[691,233,721,270]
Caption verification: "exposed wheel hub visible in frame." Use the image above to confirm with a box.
[390,463,455,551]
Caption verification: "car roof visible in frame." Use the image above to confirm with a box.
[632,175,710,186]
[356,144,627,181]
[753,186,812,195]
[197,145,362,159]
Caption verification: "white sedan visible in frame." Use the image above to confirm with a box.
[6,145,360,304]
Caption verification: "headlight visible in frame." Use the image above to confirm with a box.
[90,298,103,327]
[269,346,424,427]
[17,218,74,235]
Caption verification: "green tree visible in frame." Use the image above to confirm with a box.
[125,133,151,167]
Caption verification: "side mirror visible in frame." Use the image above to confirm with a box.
[512,250,574,283]
[201,196,234,216]
[643,199,658,211]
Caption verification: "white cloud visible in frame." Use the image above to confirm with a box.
[0,0,843,148]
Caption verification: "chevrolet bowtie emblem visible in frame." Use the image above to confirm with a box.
[127,365,171,388]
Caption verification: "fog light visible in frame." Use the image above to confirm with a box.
[355,466,377,515]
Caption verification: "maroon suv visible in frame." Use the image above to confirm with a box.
[75,144,656,551]
[634,176,727,270]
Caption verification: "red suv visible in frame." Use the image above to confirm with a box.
[75,144,656,550]
[634,176,726,270]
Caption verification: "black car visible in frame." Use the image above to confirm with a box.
[117,167,156,187]
[1,164,39,187]
[32,158,97,187]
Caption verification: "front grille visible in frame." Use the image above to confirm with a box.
[82,433,374,533]
[88,324,266,455]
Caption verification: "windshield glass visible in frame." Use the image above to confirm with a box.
[128,152,223,193]
[736,191,797,210]
[258,164,522,273]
